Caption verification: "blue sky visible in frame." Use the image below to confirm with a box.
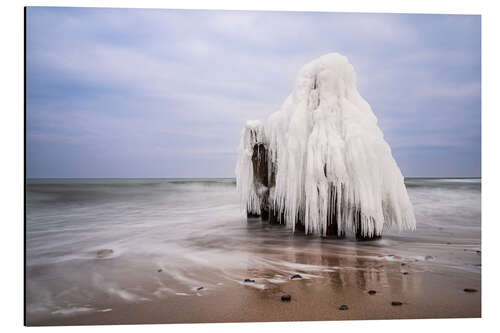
[26,7,481,178]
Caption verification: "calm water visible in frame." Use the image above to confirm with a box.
[26,178,481,321]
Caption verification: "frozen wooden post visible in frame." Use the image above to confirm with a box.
[236,53,416,240]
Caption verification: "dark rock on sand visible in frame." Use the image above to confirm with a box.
[391,301,403,306]
[96,249,113,258]
[290,274,302,280]
[425,255,434,260]
[339,305,349,310]
[463,288,477,293]
[157,269,162,273]
[244,278,255,283]
[368,290,376,295]
[197,287,204,291]
[401,263,406,266]
[402,272,409,275]
[476,250,481,254]
[281,294,291,302]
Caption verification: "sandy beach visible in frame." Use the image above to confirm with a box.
[28,251,480,326]
[27,234,481,325]
[25,178,481,326]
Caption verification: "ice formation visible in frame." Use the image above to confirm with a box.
[236,53,416,240]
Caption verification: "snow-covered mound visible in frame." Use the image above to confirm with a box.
[236,53,416,239]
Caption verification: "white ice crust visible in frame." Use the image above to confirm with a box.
[236,120,266,215]
[236,53,416,237]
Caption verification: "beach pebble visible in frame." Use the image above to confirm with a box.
[281,294,292,302]
[368,290,377,295]
[401,263,406,266]
[197,286,204,291]
[391,301,403,306]
[290,274,302,280]
[425,255,434,260]
[339,305,349,310]
[402,272,409,275]
[387,255,402,260]
[244,278,255,283]
[157,269,162,272]
[463,288,477,293]
[96,249,113,258]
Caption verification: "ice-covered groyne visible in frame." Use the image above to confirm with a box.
[236,53,416,240]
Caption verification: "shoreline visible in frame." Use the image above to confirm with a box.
[28,252,481,326]
[25,178,481,326]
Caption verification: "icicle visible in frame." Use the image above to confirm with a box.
[236,53,416,238]
[235,120,267,216]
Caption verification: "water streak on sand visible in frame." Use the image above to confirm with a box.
[26,178,480,323]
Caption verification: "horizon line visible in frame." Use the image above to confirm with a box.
[25,176,482,180]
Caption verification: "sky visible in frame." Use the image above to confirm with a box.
[26,7,481,178]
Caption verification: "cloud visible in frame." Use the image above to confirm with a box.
[26,8,481,177]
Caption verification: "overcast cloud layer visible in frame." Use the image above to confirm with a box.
[26,8,481,178]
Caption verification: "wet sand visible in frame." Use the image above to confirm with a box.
[28,248,481,326]
[26,179,481,326]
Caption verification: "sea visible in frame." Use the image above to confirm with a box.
[25,178,481,322]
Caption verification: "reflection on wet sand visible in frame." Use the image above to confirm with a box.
[26,179,480,325]
[235,229,424,301]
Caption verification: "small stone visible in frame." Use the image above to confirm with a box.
[281,294,291,302]
[368,290,376,295]
[339,305,349,310]
[425,255,434,260]
[157,269,162,273]
[402,272,409,275]
[197,286,204,291]
[391,301,403,306]
[476,250,481,254]
[96,249,113,258]
[244,278,255,283]
[290,274,302,280]
[463,288,477,293]
[401,263,406,266]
